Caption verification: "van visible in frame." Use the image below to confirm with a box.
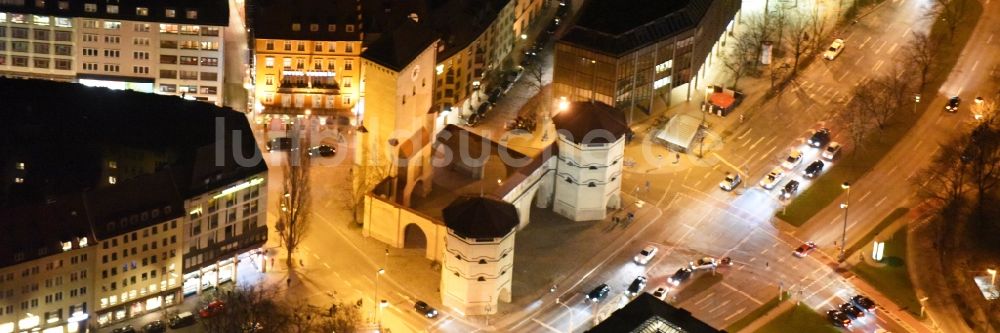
[168,311,196,328]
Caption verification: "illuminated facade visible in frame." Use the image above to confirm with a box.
[0,1,228,104]
[250,0,363,118]
[0,78,267,332]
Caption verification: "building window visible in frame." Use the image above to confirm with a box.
[282,57,291,69]
[314,43,322,52]
[297,42,304,51]
[186,10,197,19]
[54,30,71,41]
[11,27,27,39]
[327,24,336,32]
[136,7,148,16]
[202,27,219,36]
[106,4,118,14]
[284,41,291,51]
[54,17,70,27]
[291,23,301,31]
[104,35,120,44]
[33,43,49,54]
[108,176,116,184]
[344,60,353,71]
[179,70,198,80]
[132,66,149,74]
[199,41,218,50]
[653,76,670,89]
[327,42,336,52]
[58,1,68,10]
[103,49,120,57]
[83,33,98,42]
[133,37,150,46]
[159,69,177,79]
[345,43,353,53]
[103,64,119,72]
[342,77,351,88]
[84,3,96,12]
[103,21,121,30]
[265,40,274,50]
[133,51,149,60]
[309,24,318,32]
[134,23,151,32]
[159,55,177,64]
[655,60,673,73]
[160,84,176,93]
[179,25,199,35]
[345,24,354,32]
[265,75,273,86]
[200,72,217,81]
[33,29,49,40]
[82,19,98,29]
[200,57,218,67]
[264,56,274,68]
[33,58,49,68]
[54,44,71,55]
[12,41,28,52]
[179,56,198,65]
[82,48,97,56]
[165,9,176,18]
[82,62,97,70]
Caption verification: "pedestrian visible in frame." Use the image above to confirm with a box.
[270,257,274,268]
[645,180,651,192]
[286,278,291,287]
[299,259,304,267]
[765,261,769,268]
[739,114,745,123]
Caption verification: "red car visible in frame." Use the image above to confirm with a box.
[199,300,225,318]
[793,242,817,257]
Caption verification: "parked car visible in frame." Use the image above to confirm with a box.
[804,160,825,178]
[633,245,658,265]
[308,145,336,157]
[851,295,877,312]
[719,173,741,191]
[587,284,611,302]
[142,320,166,333]
[945,96,960,112]
[414,300,439,318]
[827,309,853,327]
[111,325,136,333]
[823,38,846,60]
[667,267,694,286]
[809,128,831,148]
[487,88,503,105]
[781,180,800,199]
[840,302,865,319]
[760,167,786,190]
[627,276,648,296]
[168,311,197,328]
[652,286,669,300]
[781,149,804,169]
[822,142,842,160]
[199,300,225,318]
[793,241,818,257]
[692,257,719,270]
[266,137,293,152]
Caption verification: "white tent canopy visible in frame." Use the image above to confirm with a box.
[655,114,700,151]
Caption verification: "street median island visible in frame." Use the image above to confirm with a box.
[752,303,840,333]
[776,0,984,227]
[851,227,921,316]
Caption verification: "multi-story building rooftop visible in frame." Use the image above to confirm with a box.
[0,0,229,104]
[0,78,267,332]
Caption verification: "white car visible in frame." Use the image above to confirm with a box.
[824,38,845,60]
[760,167,785,189]
[633,245,658,265]
[822,142,842,160]
[719,173,741,191]
[781,149,803,169]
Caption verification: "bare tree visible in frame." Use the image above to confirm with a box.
[348,140,392,225]
[784,13,813,75]
[868,64,914,129]
[966,123,1000,222]
[277,131,310,268]
[720,33,757,89]
[199,285,361,333]
[839,82,878,149]
[743,13,776,67]
[807,7,832,54]
[905,31,941,89]
[912,134,970,214]
[290,301,362,333]
[929,0,972,40]
[523,60,550,120]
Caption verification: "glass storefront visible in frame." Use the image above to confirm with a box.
[78,79,154,93]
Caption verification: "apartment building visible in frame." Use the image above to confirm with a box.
[251,0,363,122]
[0,0,228,104]
[0,78,267,332]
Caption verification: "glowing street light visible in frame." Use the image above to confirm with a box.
[988,268,997,286]
[839,182,851,262]
[557,97,569,112]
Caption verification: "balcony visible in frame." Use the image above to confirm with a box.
[276,81,340,94]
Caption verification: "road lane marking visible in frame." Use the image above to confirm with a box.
[748,257,757,262]
[693,180,703,188]
[818,293,840,309]
[859,36,873,49]
[531,318,562,333]
[886,42,899,55]
[765,136,777,146]
[874,40,888,54]
[858,190,872,202]
[738,128,753,140]
[839,70,852,81]
[805,279,838,299]
[723,307,747,321]
[760,248,769,255]
[988,34,994,44]
[872,59,885,72]
[707,299,731,313]
[971,60,980,72]
[323,263,331,269]
[746,136,765,149]
[874,196,888,207]
[695,292,716,305]
[703,172,711,179]
[721,282,765,305]
[900,27,911,38]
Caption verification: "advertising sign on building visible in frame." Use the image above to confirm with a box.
[760,41,773,65]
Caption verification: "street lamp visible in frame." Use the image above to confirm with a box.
[914,94,921,114]
[557,96,570,112]
[555,298,574,333]
[839,182,851,263]
[988,268,997,286]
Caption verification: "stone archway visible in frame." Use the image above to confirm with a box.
[606,192,621,210]
[498,286,512,303]
[403,223,427,248]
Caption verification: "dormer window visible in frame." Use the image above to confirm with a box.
[136,7,148,16]
[165,9,176,18]
[346,24,354,32]
[327,24,336,32]
[186,10,197,19]
[108,176,117,184]
[79,237,89,247]
[310,24,318,32]
[14,177,24,183]
[84,3,96,12]
[16,162,25,170]
[35,0,44,8]
[106,4,118,14]
[58,1,68,10]
[108,160,117,169]
[291,23,301,31]
[62,241,72,251]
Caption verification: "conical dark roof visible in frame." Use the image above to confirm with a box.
[442,196,518,239]
[552,101,628,144]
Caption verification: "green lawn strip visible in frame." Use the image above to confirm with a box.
[851,228,922,316]
[754,303,840,333]
[776,1,984,226]
[725,292,788,333]
[672,273,724,303]
[845,207,909,255]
